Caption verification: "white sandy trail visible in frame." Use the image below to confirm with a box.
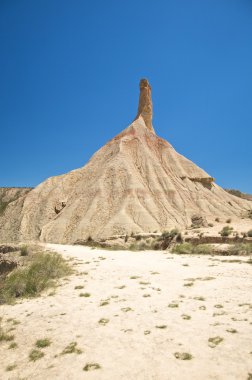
[0,244,252,380]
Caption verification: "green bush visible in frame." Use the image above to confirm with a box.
[172,243,193,254]
[228,243,252,256]
[0,322,14,342]
[247,230,252,237]
[172,243,213,255]
[162,229,179,239]
[134,235,142,241]
[0,200,9,215]
[193,244,213,254]
[20,245,28,256]
[0,252,71,303]
[176,232,183,243]
[220,226,233,237]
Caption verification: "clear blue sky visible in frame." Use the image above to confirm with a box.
[1,0,252,192]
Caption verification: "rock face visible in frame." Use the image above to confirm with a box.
[0,188,32,216]
[135,79,154,132]
[0,80,251,243]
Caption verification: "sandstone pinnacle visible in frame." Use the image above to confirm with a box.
[0,80,251,243]
[135,79,154,132]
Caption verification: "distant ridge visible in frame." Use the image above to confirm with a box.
[224,189,252,202]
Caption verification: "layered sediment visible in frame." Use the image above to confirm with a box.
[0,80,251,243]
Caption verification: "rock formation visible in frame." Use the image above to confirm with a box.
[0,80,251,243]
[135,79,154,132]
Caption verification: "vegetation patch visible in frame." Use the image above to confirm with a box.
[115,285,126,289]
[6,364,17,371]
[181,314,191,320]
[173,241,252,256]
[173,243,214,255]
[219,226,233,237]
[193,296,205,301]
[168,303,179,308]
[98,318,109,325]
[228,243,252,256]
[0,251,72,304]
[174,352,193,360]
[226,328,237,333]
[139,281,150,285]
[172,243,194,254]
[199,305,206,310]
[61,342,82,355]
[35,338,51,348]
[0,321,14,342]
[83,363,101,371]
[184,282,194,287]
[79,292,91,297]
[20,245,29,256]
[29,349,45,361]
[208,336,223,348]
[121,307,132,312]
[8,342,18,349]
[100,300,109,306]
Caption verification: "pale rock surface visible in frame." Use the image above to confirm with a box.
[0,80,251,243]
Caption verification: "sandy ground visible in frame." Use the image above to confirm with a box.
[0,244,252,380]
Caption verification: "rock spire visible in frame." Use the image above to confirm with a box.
[135,79,154,132]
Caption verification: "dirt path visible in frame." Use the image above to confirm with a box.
[0,244,252,380]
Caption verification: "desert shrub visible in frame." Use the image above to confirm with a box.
[20,245,28,256]
[208,223,214,227]
[135,235,142,241]
[193,244,213,254]
[215,218,220,222]
[162,229,179,239]
[128,243,138,251]
[173,243,213,255]
[172,243,193,254]
[247,230,252,237]
[228,243,252,256]
[29,349,44,361]
[220,226,233,237]
[35,338,51,348]
[151,242,161,250]
[0,200,9,215]
[226,218,232,224]
[0,252,71,303]
[176,232,183,243]
[0,321,14,342]
[138,242,148,250]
